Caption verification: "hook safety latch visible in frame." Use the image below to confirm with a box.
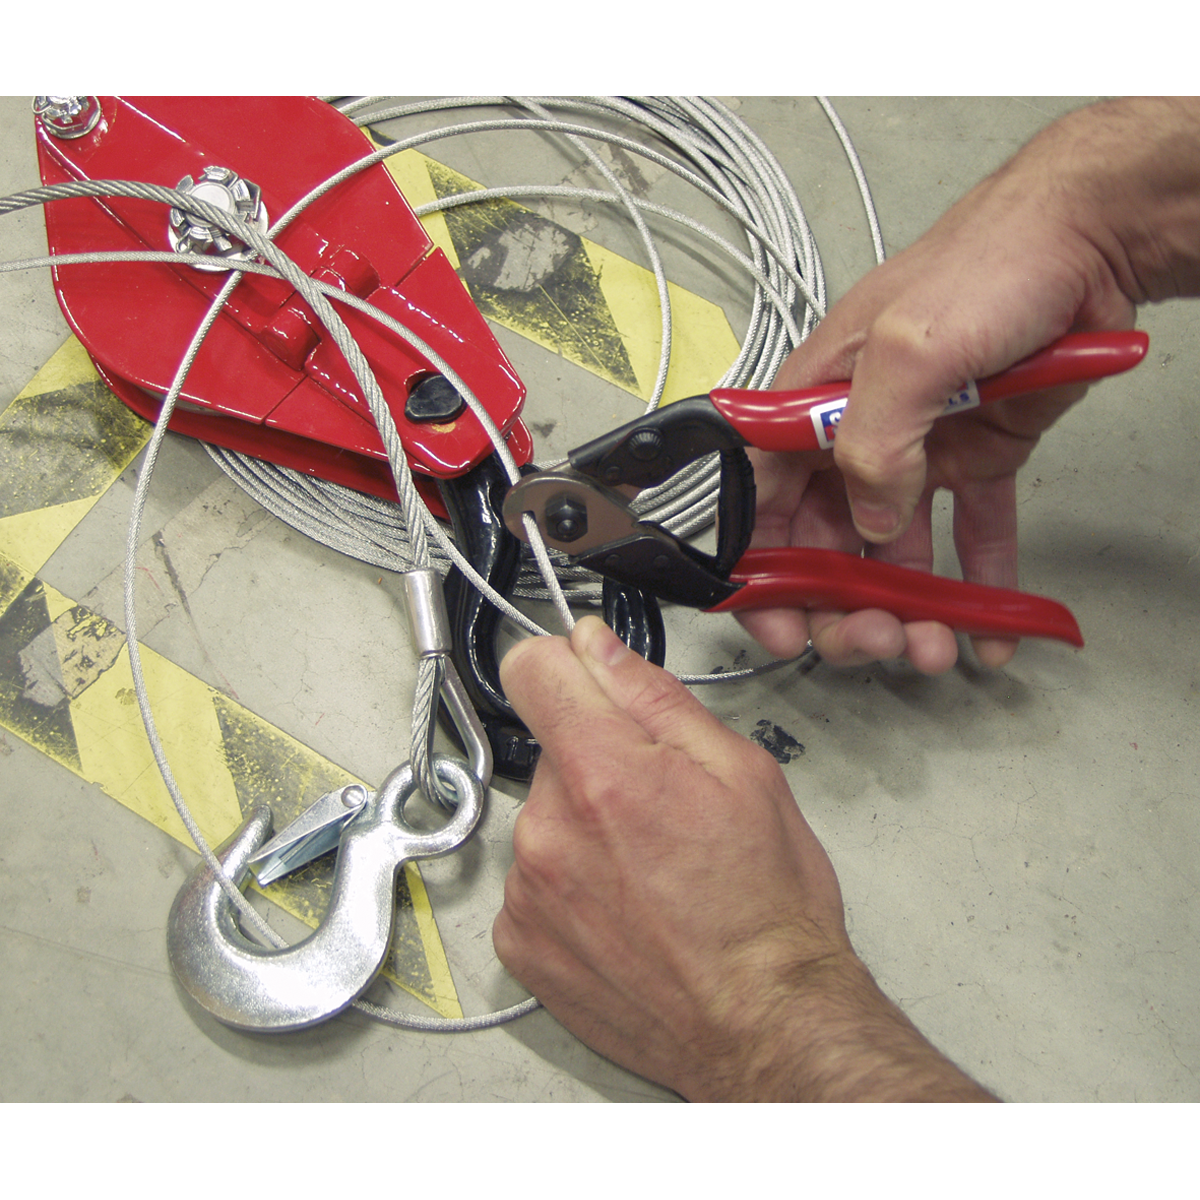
[248,782,371,887]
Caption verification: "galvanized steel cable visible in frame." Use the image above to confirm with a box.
[207,96,883,683]
[0,178,544,1029]
[1,97,885,1033]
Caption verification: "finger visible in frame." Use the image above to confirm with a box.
[570,617,761,774]
[499,633,654,769]
[736,463,859,658]
[951,474,1022,669]
[970,636,1020,669]
[898,622,960,675]
[863,488,936,572]
[734,607,814,660]
[746,449,816,544]
[859,490,960,672]
[809,608,907,666]
[952,476,1018,587]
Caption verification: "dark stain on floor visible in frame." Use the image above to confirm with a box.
[749,720,805,764]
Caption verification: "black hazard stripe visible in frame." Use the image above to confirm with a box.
[0,574,456,1015]
[0,339,150,621]
[0,575,83,770]
[0,374,148,521]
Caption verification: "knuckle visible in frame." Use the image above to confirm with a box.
[492,898,536,979]
[509,808,563,887]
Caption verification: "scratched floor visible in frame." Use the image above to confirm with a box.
[2,97,1198,1103]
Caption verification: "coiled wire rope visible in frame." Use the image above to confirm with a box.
[1,96,885,1033]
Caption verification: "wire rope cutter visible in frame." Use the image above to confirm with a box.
[502,330,1149,648]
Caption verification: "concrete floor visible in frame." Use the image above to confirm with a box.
[2,96,1197,1103]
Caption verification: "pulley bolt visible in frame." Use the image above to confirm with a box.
[545,494,589,543]
[33,96,102,139]
[167,165,269,272]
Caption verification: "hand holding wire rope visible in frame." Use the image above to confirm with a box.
[494,616,996,1101]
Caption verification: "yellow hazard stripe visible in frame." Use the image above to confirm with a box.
[4,142,747,1022]
[0,346,461,1018]
[0,338,149,615]
[381,146,742,405]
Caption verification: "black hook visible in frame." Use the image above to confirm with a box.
[436,452,666,782]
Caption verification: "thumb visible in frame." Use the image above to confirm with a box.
[831,328,962,544]
[569,617,753,776]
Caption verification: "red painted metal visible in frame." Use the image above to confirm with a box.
[35,96,532,509]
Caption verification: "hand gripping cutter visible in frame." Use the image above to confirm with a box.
[502,331,1149,647]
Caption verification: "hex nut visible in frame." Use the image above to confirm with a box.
[33,96,102,139]
[545,494,589,543]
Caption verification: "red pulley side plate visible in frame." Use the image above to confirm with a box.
[35,96,532,510]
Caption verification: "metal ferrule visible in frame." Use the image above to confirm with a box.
[401,569,452,657]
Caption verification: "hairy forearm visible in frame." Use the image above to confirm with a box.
[688,955,998,1103]
[1010,97,1200,303]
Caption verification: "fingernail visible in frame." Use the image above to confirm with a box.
[851,500,901,540]
[577,615,628,667]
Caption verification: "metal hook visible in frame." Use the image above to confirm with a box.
[167,755,484,1032]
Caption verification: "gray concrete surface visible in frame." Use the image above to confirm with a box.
[1,96,1197,1103]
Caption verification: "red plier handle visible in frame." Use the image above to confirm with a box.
[709,547,1084,646]
[710,329,1149,453]
[508,329,1150,649]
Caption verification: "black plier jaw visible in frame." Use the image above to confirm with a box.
[566,395,748,489]
[557,394,758,585]
[504,390,759,610]
[502,468,741,609]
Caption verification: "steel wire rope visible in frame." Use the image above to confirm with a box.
[203,99,835,678]
[3,96,886,1031]
[0,246,574,638]
[223,98,879,602]
[0,179,543,1030]
[208,100,844,686]
[5,103,877,700]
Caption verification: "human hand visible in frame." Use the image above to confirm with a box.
[493,616,994,1101]
[738,98,1200,673]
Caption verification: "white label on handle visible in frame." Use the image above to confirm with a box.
[808,380,982,451]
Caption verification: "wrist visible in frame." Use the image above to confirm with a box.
[1019,98,1200,303]
[685,950,996,1103]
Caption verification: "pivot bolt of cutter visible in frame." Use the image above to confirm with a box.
[545,494,589,543]
[168,165,269,272]
[33,96,102,139]
[627,428,666,461]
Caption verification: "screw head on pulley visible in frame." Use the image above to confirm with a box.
[167,165,269,272]
[33,96,102,139]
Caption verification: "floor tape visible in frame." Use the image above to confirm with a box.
[2,143,743,1021]
[382,145,743,405]
[0,347,461,1018]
